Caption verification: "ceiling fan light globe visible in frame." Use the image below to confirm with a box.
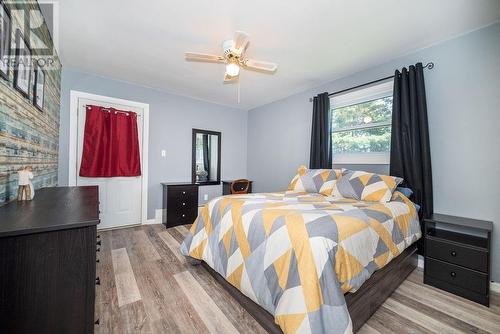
[226,63,240,77]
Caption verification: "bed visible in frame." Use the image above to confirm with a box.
[180,190,421,334]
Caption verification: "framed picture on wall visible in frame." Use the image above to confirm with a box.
[33,64,45,111]
[0,0,11,80]
[13,29,31,97]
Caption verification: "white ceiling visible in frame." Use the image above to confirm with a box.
[57,0,500,110]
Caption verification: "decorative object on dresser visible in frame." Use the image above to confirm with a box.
[162,182,199,228]
[222,179,252,195]
[16,166,34,200]
[424,213,492,306]
[0,186,100,334]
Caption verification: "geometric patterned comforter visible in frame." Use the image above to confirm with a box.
[180,191,421,334]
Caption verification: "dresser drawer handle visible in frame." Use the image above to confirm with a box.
[182,214,186,217]
[182,202,186,206]
[450,271,456,278]
[182,191,186,194]
[450,250,457,257]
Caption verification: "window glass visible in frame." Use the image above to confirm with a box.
[330,81,393,163]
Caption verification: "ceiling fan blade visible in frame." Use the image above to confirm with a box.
[244,59,278,73]
[223,72,239,84]
[233,31,250,54]
[185,52,225,63]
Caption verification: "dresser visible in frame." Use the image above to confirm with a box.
[162,183,199,228]
[0,186,100,334]
[423,213,492,306]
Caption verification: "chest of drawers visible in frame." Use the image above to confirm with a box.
[0,186,100,333]
[162,183,199,228]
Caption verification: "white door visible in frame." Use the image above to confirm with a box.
[75,97,144,230]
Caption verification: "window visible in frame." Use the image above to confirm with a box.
[330,80,393,164]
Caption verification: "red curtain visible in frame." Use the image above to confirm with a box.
[79,105,141,177]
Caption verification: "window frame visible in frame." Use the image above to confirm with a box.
[330,79,393,165]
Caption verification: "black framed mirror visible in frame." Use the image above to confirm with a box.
[192,129,221,185]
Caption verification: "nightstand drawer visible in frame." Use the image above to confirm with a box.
[169,185,198,199]
[170,196,198,210]
[426,238,488,272]
[426,258,488,294]
[166,206,197,227]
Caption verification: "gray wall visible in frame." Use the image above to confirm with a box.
[247,23,500,281]
[59,69,247,219]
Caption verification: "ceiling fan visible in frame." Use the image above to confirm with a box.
[185,31,278,83]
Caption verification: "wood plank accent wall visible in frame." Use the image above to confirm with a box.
[0,1,61,205]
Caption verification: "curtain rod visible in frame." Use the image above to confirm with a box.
[308,62,434,102]
[84,104,141,117]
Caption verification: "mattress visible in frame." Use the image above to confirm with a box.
[180,191,421,334]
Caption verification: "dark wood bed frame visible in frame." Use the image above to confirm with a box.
[202,243,417,333]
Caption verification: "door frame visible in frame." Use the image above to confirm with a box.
[68,90,150,225]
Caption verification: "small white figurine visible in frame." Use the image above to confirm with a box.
[17,166,34,201]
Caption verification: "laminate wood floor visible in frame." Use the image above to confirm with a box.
[95,224,500,334]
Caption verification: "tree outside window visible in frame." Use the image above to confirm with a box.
[332,96,393,155]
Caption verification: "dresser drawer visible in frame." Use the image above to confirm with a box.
[166,206,197,227]
[167,195,198,210]
[168,185,197,199]
[425,257,488,294]
[426,238,488,272]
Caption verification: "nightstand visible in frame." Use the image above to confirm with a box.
[162,183,199,228]
[423,213,493,306]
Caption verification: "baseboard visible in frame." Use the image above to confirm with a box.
[491,281,500,294]
[143,219,161,225]
[417,255,424,269]
[97,223,142,232]
[142,209,164,225]
[97,218,160,231]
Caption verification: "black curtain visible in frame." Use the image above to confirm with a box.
[202,134,210,180]
[309,92,332,169]
[390,62,433,222]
